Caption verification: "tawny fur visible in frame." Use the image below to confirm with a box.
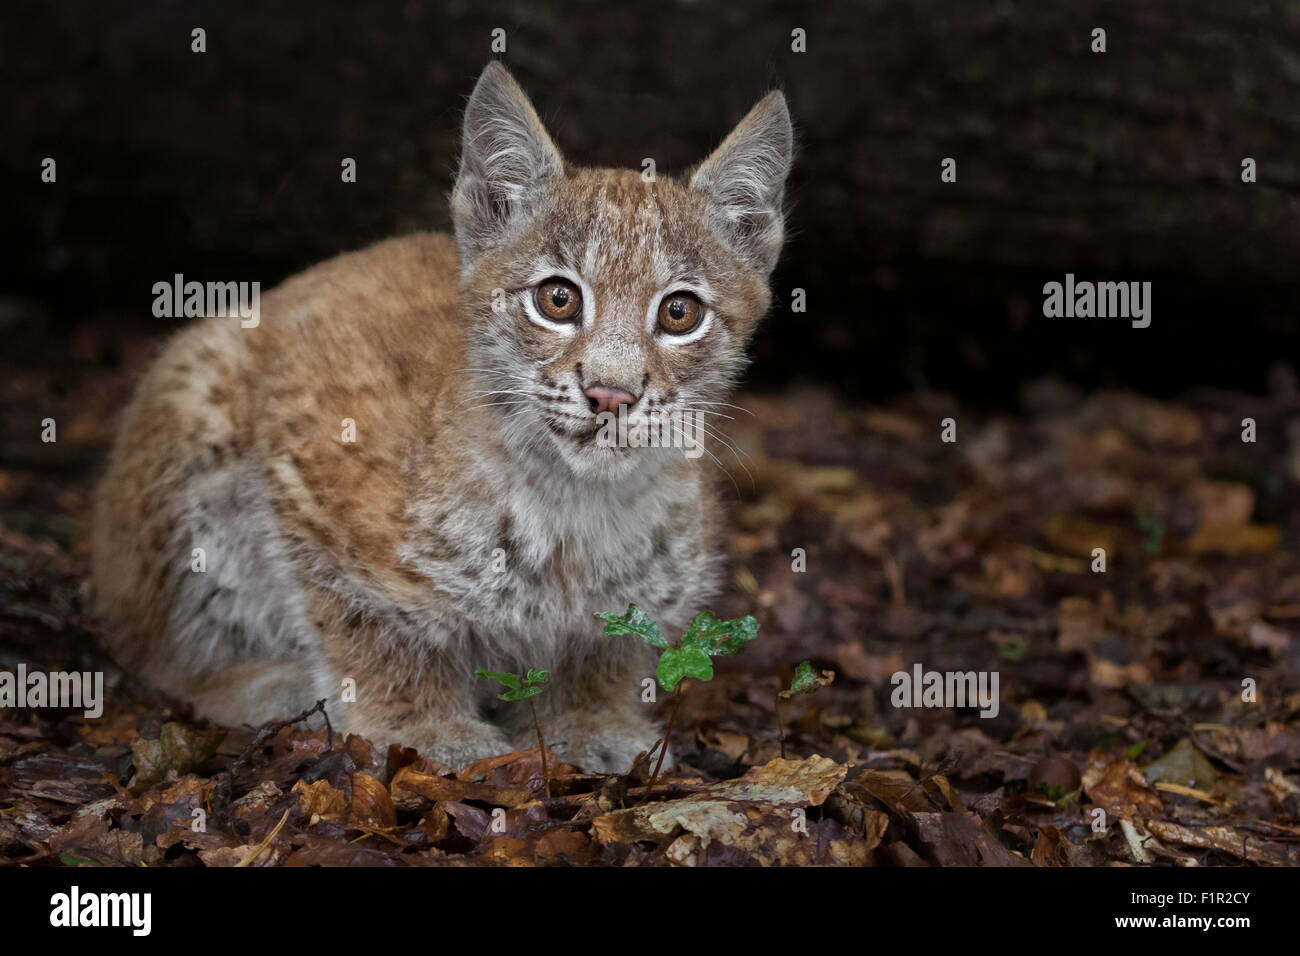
[91,63,792,772]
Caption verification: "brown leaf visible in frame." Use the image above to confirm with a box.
[534,830,596,864]
[9,751,121,805]
[292,778,348,823]
[1143,820,1293,866]
[49,813,144,866]
[912,811,1031,866]
[1043,514,1116,558]
[478,836,533,865]
[350,772,397,829]
[1031,825,1071,866]
[1188,523,1279,556]
[130,722,224,791]
[1081,750,1163,818]
[419,805,450,843]
[458,747,555,792]
[443,802,491,842]
[589,756,858,865]
[1189,481,1254,530]
[390,765,532,810]
[1057,596,1106,654]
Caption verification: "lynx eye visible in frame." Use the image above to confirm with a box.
[657,291,703,335]
[535,278,582,322]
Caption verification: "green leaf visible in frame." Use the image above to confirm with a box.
[657,645,713,692]
[681,645,714,681]
[681,611,759,657]
[477,666,548,702]
[500,685,543,702]
[596,604,669,649]
[780,660,835,698]
[997,635,1029,662]
[59,854,102,867]
[475,667,521,691]
[657,648,686,692]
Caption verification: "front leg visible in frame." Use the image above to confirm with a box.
[308,588,511,769]
[506,641,664,774]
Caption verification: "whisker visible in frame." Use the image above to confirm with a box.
[687,400,755,416]
[680,405,736,421]
[460,400,536,412]
[693,422,754,483]
[670,422,741,498]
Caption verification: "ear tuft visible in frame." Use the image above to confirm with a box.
[452,63,564,264]
[689,91,793,274]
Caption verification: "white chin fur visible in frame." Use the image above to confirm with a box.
[551,433,673,481]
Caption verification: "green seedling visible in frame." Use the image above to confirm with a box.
[1137,511,1165,555]
[597,604,758,800]
[475,667,551,797]
[997,635,1029,662]
[776,661,835,758]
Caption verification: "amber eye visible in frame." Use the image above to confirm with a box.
[535,278,582,322]
[657,291,703,335]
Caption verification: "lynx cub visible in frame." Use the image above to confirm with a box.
[91,63,793,771]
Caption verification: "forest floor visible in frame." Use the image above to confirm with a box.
[2,313,1299,866]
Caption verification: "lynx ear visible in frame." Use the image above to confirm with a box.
[452,62,564,263]
[689,91,793,274]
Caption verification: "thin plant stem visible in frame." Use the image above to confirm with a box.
[528,697,551,798]
[643,684,683,805]
[776,693,787,759]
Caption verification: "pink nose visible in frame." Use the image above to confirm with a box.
[584,385,638,414]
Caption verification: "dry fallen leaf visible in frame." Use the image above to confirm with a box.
[390,765,532,810]
[590,755,856,865]
[350,772,397,829]
[130,723,224,792]
[1081,750,1163,818]
[292,778,348,823]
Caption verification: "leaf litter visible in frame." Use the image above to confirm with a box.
[2,322,1299,866]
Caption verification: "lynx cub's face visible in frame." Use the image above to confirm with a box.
[452,63,793,479]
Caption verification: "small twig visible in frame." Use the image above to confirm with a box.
[346,824,409,847]
[233,698,333,777]
[1153,781,1228,806]
[219,698,333,808]
[0,849,53,867]
[234,808,290,867]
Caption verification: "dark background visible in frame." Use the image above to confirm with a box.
[2,0,1298,407]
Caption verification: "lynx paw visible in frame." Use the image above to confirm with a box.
[378,719,513,771]
[523,710,666,775]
